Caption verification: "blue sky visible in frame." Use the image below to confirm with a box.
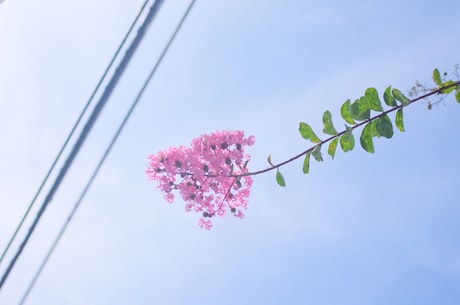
[1,0,459,304]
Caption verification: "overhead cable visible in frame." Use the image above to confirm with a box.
[18,1,196,303]
[0,0,151,266]
[0,0,165,291]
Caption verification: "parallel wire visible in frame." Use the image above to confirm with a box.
[0,0,151,266]
[0,0,165,291]
[18,1,196,303]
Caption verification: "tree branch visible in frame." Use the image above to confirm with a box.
[236,81,460,178]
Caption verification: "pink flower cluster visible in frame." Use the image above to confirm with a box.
[146,130,255,230]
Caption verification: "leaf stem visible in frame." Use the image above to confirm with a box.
[237,81,460,177]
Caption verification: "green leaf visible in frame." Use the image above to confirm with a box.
[302,152,311,174]
[365,87,383,112]
[299,122,321,143]
[350,96,370,121]
[322,110,338,135]
[383,86,396,106]
[276,170,286,187]
[456,88,460,103]
[340,99,356,125]
[312,145,323,162]
[370,120,380,138]
[375,114,394,138]
[433,68,442,87]
[360,123,374,153]
[440,80,456,94]
[328,138,338,159]
[339,127,355,152]
[395,108,405,132]
[392,88,410,106]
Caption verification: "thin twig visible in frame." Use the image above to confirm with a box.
[235,81,460,177]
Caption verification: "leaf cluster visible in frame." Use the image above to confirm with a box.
[432,68,460,102]
[299,87,407,171]
[270,68,460,186]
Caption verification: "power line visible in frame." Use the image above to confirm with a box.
[0,0,165,292]
[0,0,151,266]
[18,1,196,303]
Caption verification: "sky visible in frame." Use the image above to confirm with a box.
[1,0,460,304]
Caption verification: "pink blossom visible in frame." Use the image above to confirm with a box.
[198,218,213,230]
[164,193,174,203]
[146,130,255,229]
